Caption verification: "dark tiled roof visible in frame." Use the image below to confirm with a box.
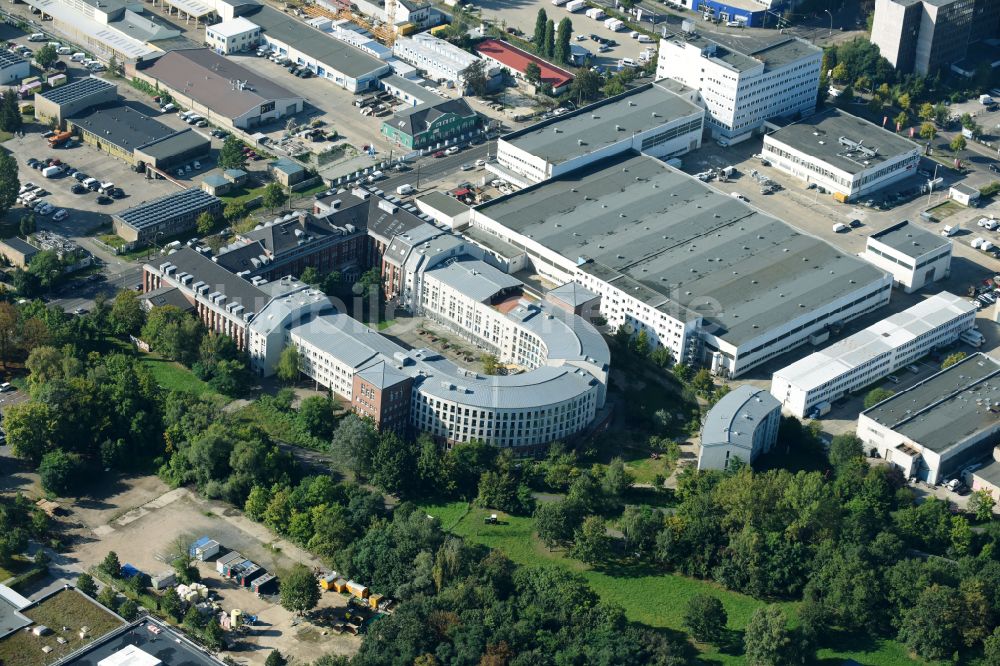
[387,97,478,138]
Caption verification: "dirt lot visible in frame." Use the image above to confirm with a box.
[60,484,362,664]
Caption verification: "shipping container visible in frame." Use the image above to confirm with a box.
[251,573,277,596]
[46,74,67,87]
[234,562,264,586]
[215,551,243,575]
[223,558,248,578]
[190,537,220,561]
[320,573,338,590]
[151,571,176,590]
[368,593,383,610]
[346,580,369,599]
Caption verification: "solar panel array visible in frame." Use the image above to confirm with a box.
[38,77,115,107]
[117,189,220,231]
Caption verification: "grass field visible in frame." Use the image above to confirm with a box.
[140,354,216,396]
[422,501,924,665]
[0,589,125,666]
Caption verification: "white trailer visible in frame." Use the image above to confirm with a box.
[604,17,624,30]
[566,0,586,10]
[586,7,605,19]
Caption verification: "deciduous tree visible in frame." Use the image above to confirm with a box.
[683,594,728,644]
[280,563,320,615]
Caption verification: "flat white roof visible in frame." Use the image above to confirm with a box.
[208,16,258,36]
[772,291,975,393]
[98,645,162,666]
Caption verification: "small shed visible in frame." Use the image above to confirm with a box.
[368,593,383,610]
[320,573,338,591]
[189,537,220,561]
[222,558,248,578]
[268,157,307,187]
[150,571,176,590]
[224,168,248,186]
[346,580,369,599]
[215,551,243,575]
[201,173,232,196]
[950,183,981,206]
[332,577,349,593]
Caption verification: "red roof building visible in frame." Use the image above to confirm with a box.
[474,39,574,93]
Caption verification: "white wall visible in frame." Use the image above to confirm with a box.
[863,237,951,293]
[0,60,29,85]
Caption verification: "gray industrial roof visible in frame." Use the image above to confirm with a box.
[765,108,919,175]
[501,82,702,166]
[270,157,305,176]
[139,285,194,311]
[667,30,819,72]
[476,152,887,346]
[0,586,31,639]
[460,225,521,260]
[61,618,224,666]
[246,6,387,78]
[69,105,174,152]
[357,359,410,389]
[380,74,432,105]
[869,220,950,258]
[863,353,1000,454]
[137,128,209,161]
[0,50,25,70]
[141,48,300,121]
[37,77,115,106]
[416,190,469,218]
[118,189,220,231]
[548,281,598,308]
[0,237,40,258]
[424,257,522,302]
[701,385,780,451]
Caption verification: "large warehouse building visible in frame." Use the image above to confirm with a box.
[472,152,892,377]
[115,189,222,246]
[35,77,117,126]
[857,353,1000,484]
[656,30,821,144]
[490,82,705,188]
[136,48,303,130]
[770,291,976,418]
[762,108,921,201]
[67,104,209,168]
[863,220,952,293]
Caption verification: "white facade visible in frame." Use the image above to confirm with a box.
[863,221,952,293]
[771,292,976,418]
[206,17,260,54]
[0,55,29,85]
[393,33,480,86]
[656,34,821,142]
[857,353,1000,484]
[350,0,432,28]
[698,385,781,471]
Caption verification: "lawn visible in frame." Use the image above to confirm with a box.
[925,199,962,220]
[219,183,268,206]
[0,589,125,666]
[422,501,923,666]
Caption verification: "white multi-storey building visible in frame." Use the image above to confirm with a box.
[490,81,704,188]
[205,17,260,54]
[761,109,921,201]
[863,220,952,293]
[472,152,892,377]
[392,33,482,87]
[699,385,781,471]
[770,292,976,418]
[656,30,821,144]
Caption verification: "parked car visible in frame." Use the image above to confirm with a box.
[110,187,125,199]
[433,150,445,158]
[52,209,68,221]
[96,195,112,205]
[445,146,460,156]
[73,171,88,182]
[71,183,86,194]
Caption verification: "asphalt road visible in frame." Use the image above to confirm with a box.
[379,143,493,194]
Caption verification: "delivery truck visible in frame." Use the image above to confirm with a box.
[566,0,586,10]
[585,7,605,19]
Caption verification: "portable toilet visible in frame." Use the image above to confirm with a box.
[346,580,369,599]
[368,593,383,610]
[215,551,242,575]
[333,578,349,593]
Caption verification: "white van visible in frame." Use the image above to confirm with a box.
[160,103,176,113]
[70,52,85,62]
[41,165,61,178]
[941,225,957,237]
[637,34,653,43]
[56,46,71,55]
[179,110,194,121]
[396,183,414,195]
[619,57,638,68]
[28,33,46,42]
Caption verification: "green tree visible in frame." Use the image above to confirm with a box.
[532,8,548,52]
[534,500,579,549]
[950,134,967,153]
[160,586,182,621]
[893,111,908,130]
[4,401,54,464]
[969,489,996,521]
[543,19,555,59]
[570,515,611,564]
[263,182,287,212]
[919,122,937,141]
[276,344,300,384]
[218,135,247,170]
[110,289,145,335]
[0,89,22,133]
[898,585,964,661]
[299,396,336,440]
[524,62,542,84]
[202,618,225,650]
[28,250,64,289]
[897,92,911,111]
[141,306,203,365]
[828,434,863,469]
[554,17,572,64]
[602,457,633,499]
[265,651,287,666]
[569,68,601,104]
[864,387,895,409]
[196,211,215,236]
[34,44,58,69]
[39,450,78,495]
[97,585,118,610]
[0,152,20,220]
[919,102,935,121]
[831,62,848,82]
[744,605,804,666]
[117,598,139,621]
[984,626,1000,665]
[244,485,270,521]
[19,213,35,237]
[683,594,728,644]
[77,573,97,597]
[460,59,489,96]
[280,564,320,615]
[620,505,662,556]
[480,353,499,375]
[942,352,967,369]
[223,200,247,222]
[100,551,122,578]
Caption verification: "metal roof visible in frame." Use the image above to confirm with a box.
[501,82,703,166]
[37,77,115,107]
[868,220,950,258]
[701,385,780,452]
[773,292,976,392]
[416,190,469,218]
[118,189,220,232]
[141,48,301,121]
[388,97,478,138]
[137,128,210,160]
[665,30,820,73]
[424,257,521,302]
[0,237,39,258]
[764,108,919,175]
[246,6,388,78]
[476,152,887,346]
[70,105,174,152]
[863,353,1000,454]
[548,281,598,307]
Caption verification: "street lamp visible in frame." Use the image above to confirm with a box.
[823,9,833,37]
